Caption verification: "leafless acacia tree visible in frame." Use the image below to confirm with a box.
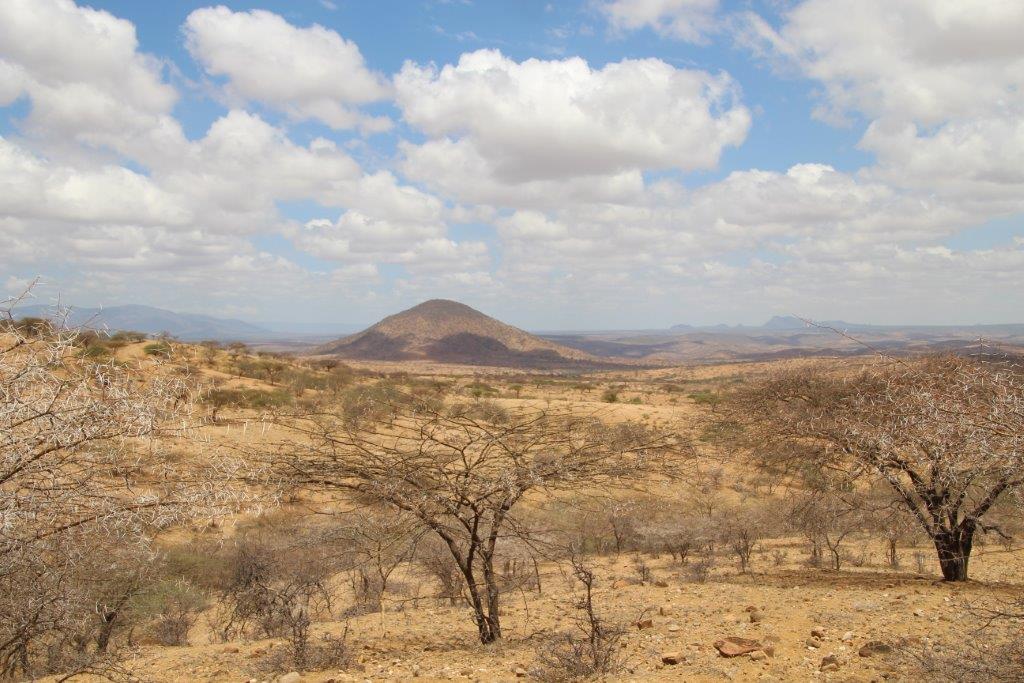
[267,400,686,643]
[0,290,240,677]
[729,355,1024,581]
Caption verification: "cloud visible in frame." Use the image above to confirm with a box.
[294,213,489,273]
[0,0,184,160]
[184,6,391,132]
[0,137,190,226]
[600,0,719,43]
[395,49,750,186]
[737,0,1024,126]
[730,0,1024,251]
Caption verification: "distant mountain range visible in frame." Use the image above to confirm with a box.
[10,298,1023,362]
[13,304,269,341]
[670,315,1024,335]
[318,299,601,368]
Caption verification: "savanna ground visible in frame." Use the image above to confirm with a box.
[7,325,1023,683]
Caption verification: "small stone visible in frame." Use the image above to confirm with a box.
[278,673,302,683]
[749,650,768,661]
[659,605,674,616]
[222,646,239,653]
[667,623,682,632]
[841,631,855,642]
[636,618,654,630]
[745,605,759,612]
[715,637,763,657]
[806,638,822,649]
[612,579,629,589]
[654,580,669,588]
[811,627,827,639]
[513,667,527,678]
[820,654,840,671]
[661,652,685,665]
[750,610,764,623]
[913,609,925,617]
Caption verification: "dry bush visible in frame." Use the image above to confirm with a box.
[133,578,208,646]
[531,556,627,681]
[0,290,239,678]
[787,481,866,571]
[213,532,338,644]
[910,597,1024,681]
[416,537,465,606]
[718,502,775,573]
[685,543,716,583]
[333,507,422,613]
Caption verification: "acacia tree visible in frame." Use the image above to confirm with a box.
[730,355,1024,581]
[0,291,238,676]
[268,401,685,643]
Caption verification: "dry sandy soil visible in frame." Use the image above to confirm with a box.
[62,546,1022,683]
[42,347,1022,683]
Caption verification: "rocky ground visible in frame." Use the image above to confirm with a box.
[55,544,1021,683]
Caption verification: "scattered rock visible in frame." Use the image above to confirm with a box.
[612,579,629,589]
[811,627,827,639]
[636,618,654,630]
[806,638,822,649]
[667,623,682,632]
[913,609,925,617]
[278,673,302,683]
[661,652,685,665]
[222,646,239,654]
[513,667,527,677]
[659,605,674,616]
[745,605,759,612]
[654,580,669,588]
[715,637,763,657]
[859,641,894,657]
[820,654,840,672]
[841,631,855,642]
[749,650,768,661]
[749,610,764,623]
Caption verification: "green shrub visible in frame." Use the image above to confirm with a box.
[131,578,208,646]
[143,341,172,357]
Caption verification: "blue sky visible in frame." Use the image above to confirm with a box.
[1,0,1021,329]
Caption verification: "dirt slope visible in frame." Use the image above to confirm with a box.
[317,300,603,368]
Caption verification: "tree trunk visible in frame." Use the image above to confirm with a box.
[886,539,899,569]
[460,564,499,644]
[933,523,975,581]
[95,610,118,653]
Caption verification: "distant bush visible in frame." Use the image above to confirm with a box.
[689,390,723,412]
[204,387,293,420]
[143,341,172,357]
[233,357,288,384]
[601,388,619,403]
[108,330,147,345]
[10,317,55,338]
[283,365,355,396]
[80,343,112,360]
[340,380,440,425]
[467,381,497,398]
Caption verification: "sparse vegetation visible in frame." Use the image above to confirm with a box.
[3,288,1022,682]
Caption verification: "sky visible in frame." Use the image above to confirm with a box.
[1,0,1022,330]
